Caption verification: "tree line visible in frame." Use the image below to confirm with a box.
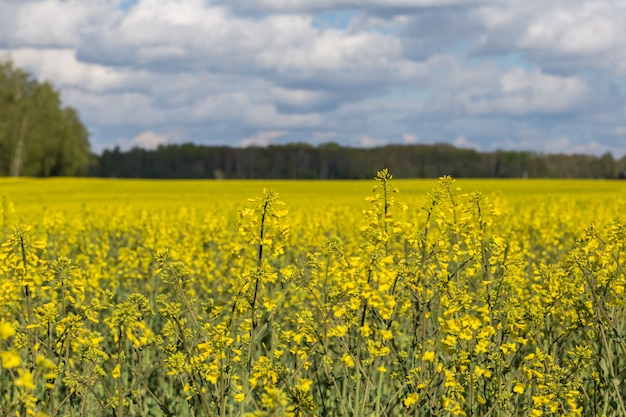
[91,142,625,179]
[0,58,92,177]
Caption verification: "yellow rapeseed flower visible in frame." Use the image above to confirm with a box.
[341,354,355,368]
[14,369,35,390]
[0,350,21,368]
[0,321,15,339]
[403,392,419,408]
[328,325,348,337]
[112,364,121,379]
[380,329,393,340]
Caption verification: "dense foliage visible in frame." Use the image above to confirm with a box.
[0,58,92,177]
[93,142,621,179]
[2,174,626,416]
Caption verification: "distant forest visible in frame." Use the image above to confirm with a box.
[90,142,624,179]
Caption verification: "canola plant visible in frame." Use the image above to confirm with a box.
[2,171,626,416]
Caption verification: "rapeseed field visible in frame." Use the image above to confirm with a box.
[1,172,626,416]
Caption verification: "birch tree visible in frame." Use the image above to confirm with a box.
[0,57,91,177]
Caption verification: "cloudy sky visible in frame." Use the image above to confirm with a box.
[1,0,626,155]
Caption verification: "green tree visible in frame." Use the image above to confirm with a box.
[0,57,92,177]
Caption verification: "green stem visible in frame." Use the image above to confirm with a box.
[116,327,124,417]
[374,364,384,416]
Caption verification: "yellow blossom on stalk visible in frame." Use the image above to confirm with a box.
[261,385,289,410]
[249,356,278,387]
[442,318,461,333]
[500,342,517,354]
[444,369,459,389]
[513,382,525,394]
[360,322,372,337]
[404,392,419,408]
[328,325,348,337]
[473,365,491,378]
[380,329,392,340]
[377,298,395,320]
[367,340,390,357]
[341,354,355,368]
[0,321,15,339]
[459,328,473,341]
[533,394,554,408]
[477,325,495,338]
[205,369,219,384]
[442,335,457,349]
[348,297,361,310]
[475,338,490,354]
[297,378,313,391]
[0,349,21,368]
[112,364,121,379]
[422,350,436,362]
[15,369,35,389]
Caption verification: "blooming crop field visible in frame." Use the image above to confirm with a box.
[1,172,626,416]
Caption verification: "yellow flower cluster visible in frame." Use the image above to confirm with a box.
[1,172,626,416]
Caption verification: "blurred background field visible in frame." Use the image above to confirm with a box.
[2,177,626,217]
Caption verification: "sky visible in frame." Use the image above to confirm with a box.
[1,0,626,156]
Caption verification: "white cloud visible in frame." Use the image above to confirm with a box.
[436,66,591,116]
[63,89,167,127]
[475,1,626,75]
[119,130,171,150]
[227,0,479,13]
[472,68,590,115]
[519,3,624,55]
[68,2,423,90]
[0,0,112,48]
[240,130,288,147]
[403,133,419,143]
[3,48,138,92]
[453,136,478,149]
[358,135,386,147]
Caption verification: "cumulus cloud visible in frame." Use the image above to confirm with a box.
[463,68,591,116]
[240,130,288,147]
[474,0,626,75]
[358,135,387,147]
[518,3,624,55]
[1,0,626,156]
[0,0,112,48]
[226,0,479,13]
[3,48,138,91]
[453,136,478,150]
[403,133,419,143]
[119,130,171,150]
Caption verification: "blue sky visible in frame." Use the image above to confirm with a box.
[1,0,626,156]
